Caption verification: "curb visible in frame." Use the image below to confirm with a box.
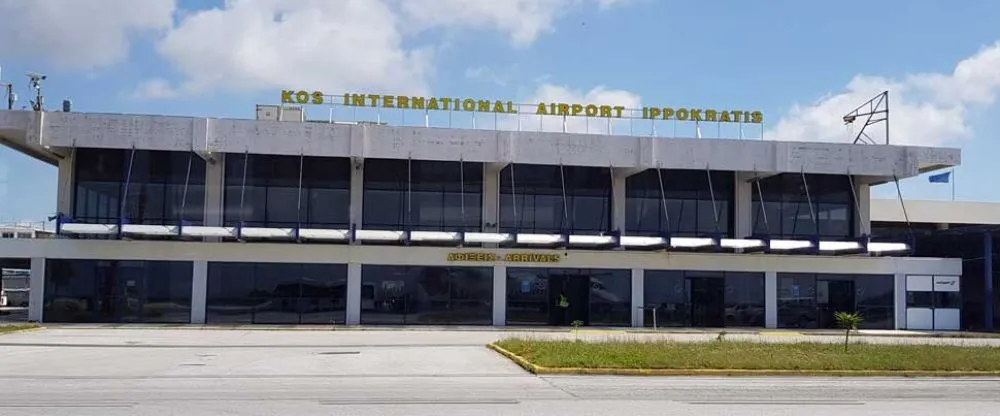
[486,343,1000,378]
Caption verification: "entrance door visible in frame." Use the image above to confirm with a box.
[548,272,590,326]
[818,279,856,329]
[688,277,726,327]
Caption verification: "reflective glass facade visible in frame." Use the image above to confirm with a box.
[626,169,734,237]
[643,271,765,327]
[752,174,855,239]
[74,148,206,225]
[360,265,493,325]
[206,262,348,324]
[223,154,351,228]
[506,268,630,326]
[499,165,612,234]
[776,273,894,329]
[363,159,482,231]
[43,259,192,323]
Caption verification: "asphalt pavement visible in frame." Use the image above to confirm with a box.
[0,328,997,415]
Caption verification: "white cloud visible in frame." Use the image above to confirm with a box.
[154,0,434,97]
[0,0,175,69]
[768,41,1000,147]
[398,0,623,47]
[521,84,642,134]
[132,78,178,100]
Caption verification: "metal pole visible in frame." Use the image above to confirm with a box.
[985,232,994,332]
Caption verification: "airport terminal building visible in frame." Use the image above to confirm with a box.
[0,93,976,330]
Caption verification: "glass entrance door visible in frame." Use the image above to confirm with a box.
[817,279,856,328]
[547,272,591,326]
[687,276,726,327]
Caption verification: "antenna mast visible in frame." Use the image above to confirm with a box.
[26,72,47,112]
[842,91,889,145]
[0,65,16,110]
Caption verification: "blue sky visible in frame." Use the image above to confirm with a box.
[1,0,999,222]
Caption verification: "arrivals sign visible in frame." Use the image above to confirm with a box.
[446,252,562,263]
[281,90,765,124]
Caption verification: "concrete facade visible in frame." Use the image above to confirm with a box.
[0,109,968,330]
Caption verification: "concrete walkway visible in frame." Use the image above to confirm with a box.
[3,326,1000,347]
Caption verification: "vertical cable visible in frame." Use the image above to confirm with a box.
[800,167,817,233]
[239,150,249,223]
[705,164,720,234]
[656,166,671,235]
[459,157,466,228]
[119,146,137,224]
[510,163,517,227]
[296,153,304,227]
[559,163,570,231]
[180,152,193,222]
[407,154,412,229]
[753,166,769,234]
[846,168,864,235]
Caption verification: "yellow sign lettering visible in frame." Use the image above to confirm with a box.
[446,252,562,263]
[278,91,766,124]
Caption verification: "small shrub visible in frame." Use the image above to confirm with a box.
[835,311,865,351]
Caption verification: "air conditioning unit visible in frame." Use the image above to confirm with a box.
[256,104,306,122]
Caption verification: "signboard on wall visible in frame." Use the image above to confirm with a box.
[280,90,766,124]
[446,252,562,263]
[932,276,960,292]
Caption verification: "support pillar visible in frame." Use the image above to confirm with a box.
[28,257,45,322]
[734,173,754,238]
[493,266,507,326]
[203,154,225,228]
[765,271,777,329]
[346,263,362,325]
[894,271,907,329]
[482,164,502,233]
[631,268,644,327]
[856,182,871,236]
[56,149,75,215]
[985,232,994,331]
[350,158,364,238]
[190,261,208,324]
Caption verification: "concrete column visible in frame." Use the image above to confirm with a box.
[346,263,362,324]
[612,174,627,234]
[56,149,75,215]
[765,271,777,329]
[856,181,871,236]
[190,261,208,324]
[482,163,502,233]
[734,172,753,238]
[28,257,45,322]
[631,268,644,327]
[350,158,364,236]
[203,154,225,227]
[894,272,907,329]
[984,232,994,331]
[493,265,507,326]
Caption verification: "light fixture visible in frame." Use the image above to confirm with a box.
[515,233,565,245]
[462,232,514,244]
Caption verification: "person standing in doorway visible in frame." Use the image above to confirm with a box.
[558,292,570,325]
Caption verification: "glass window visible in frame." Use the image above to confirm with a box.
[935,292,962,309]
[223,154,351,229]
[499,165,612,234]
[907,291,934,308]
[361,265,492,325]
[363,159,482,232]
[506,268,630,326]
[778,273,894,330]
[73,148,206,227]
[643,270,763,328]
[752,174,856,239]
[43,259,193,323]
[626,169,734,237]
[206,262,347,324]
